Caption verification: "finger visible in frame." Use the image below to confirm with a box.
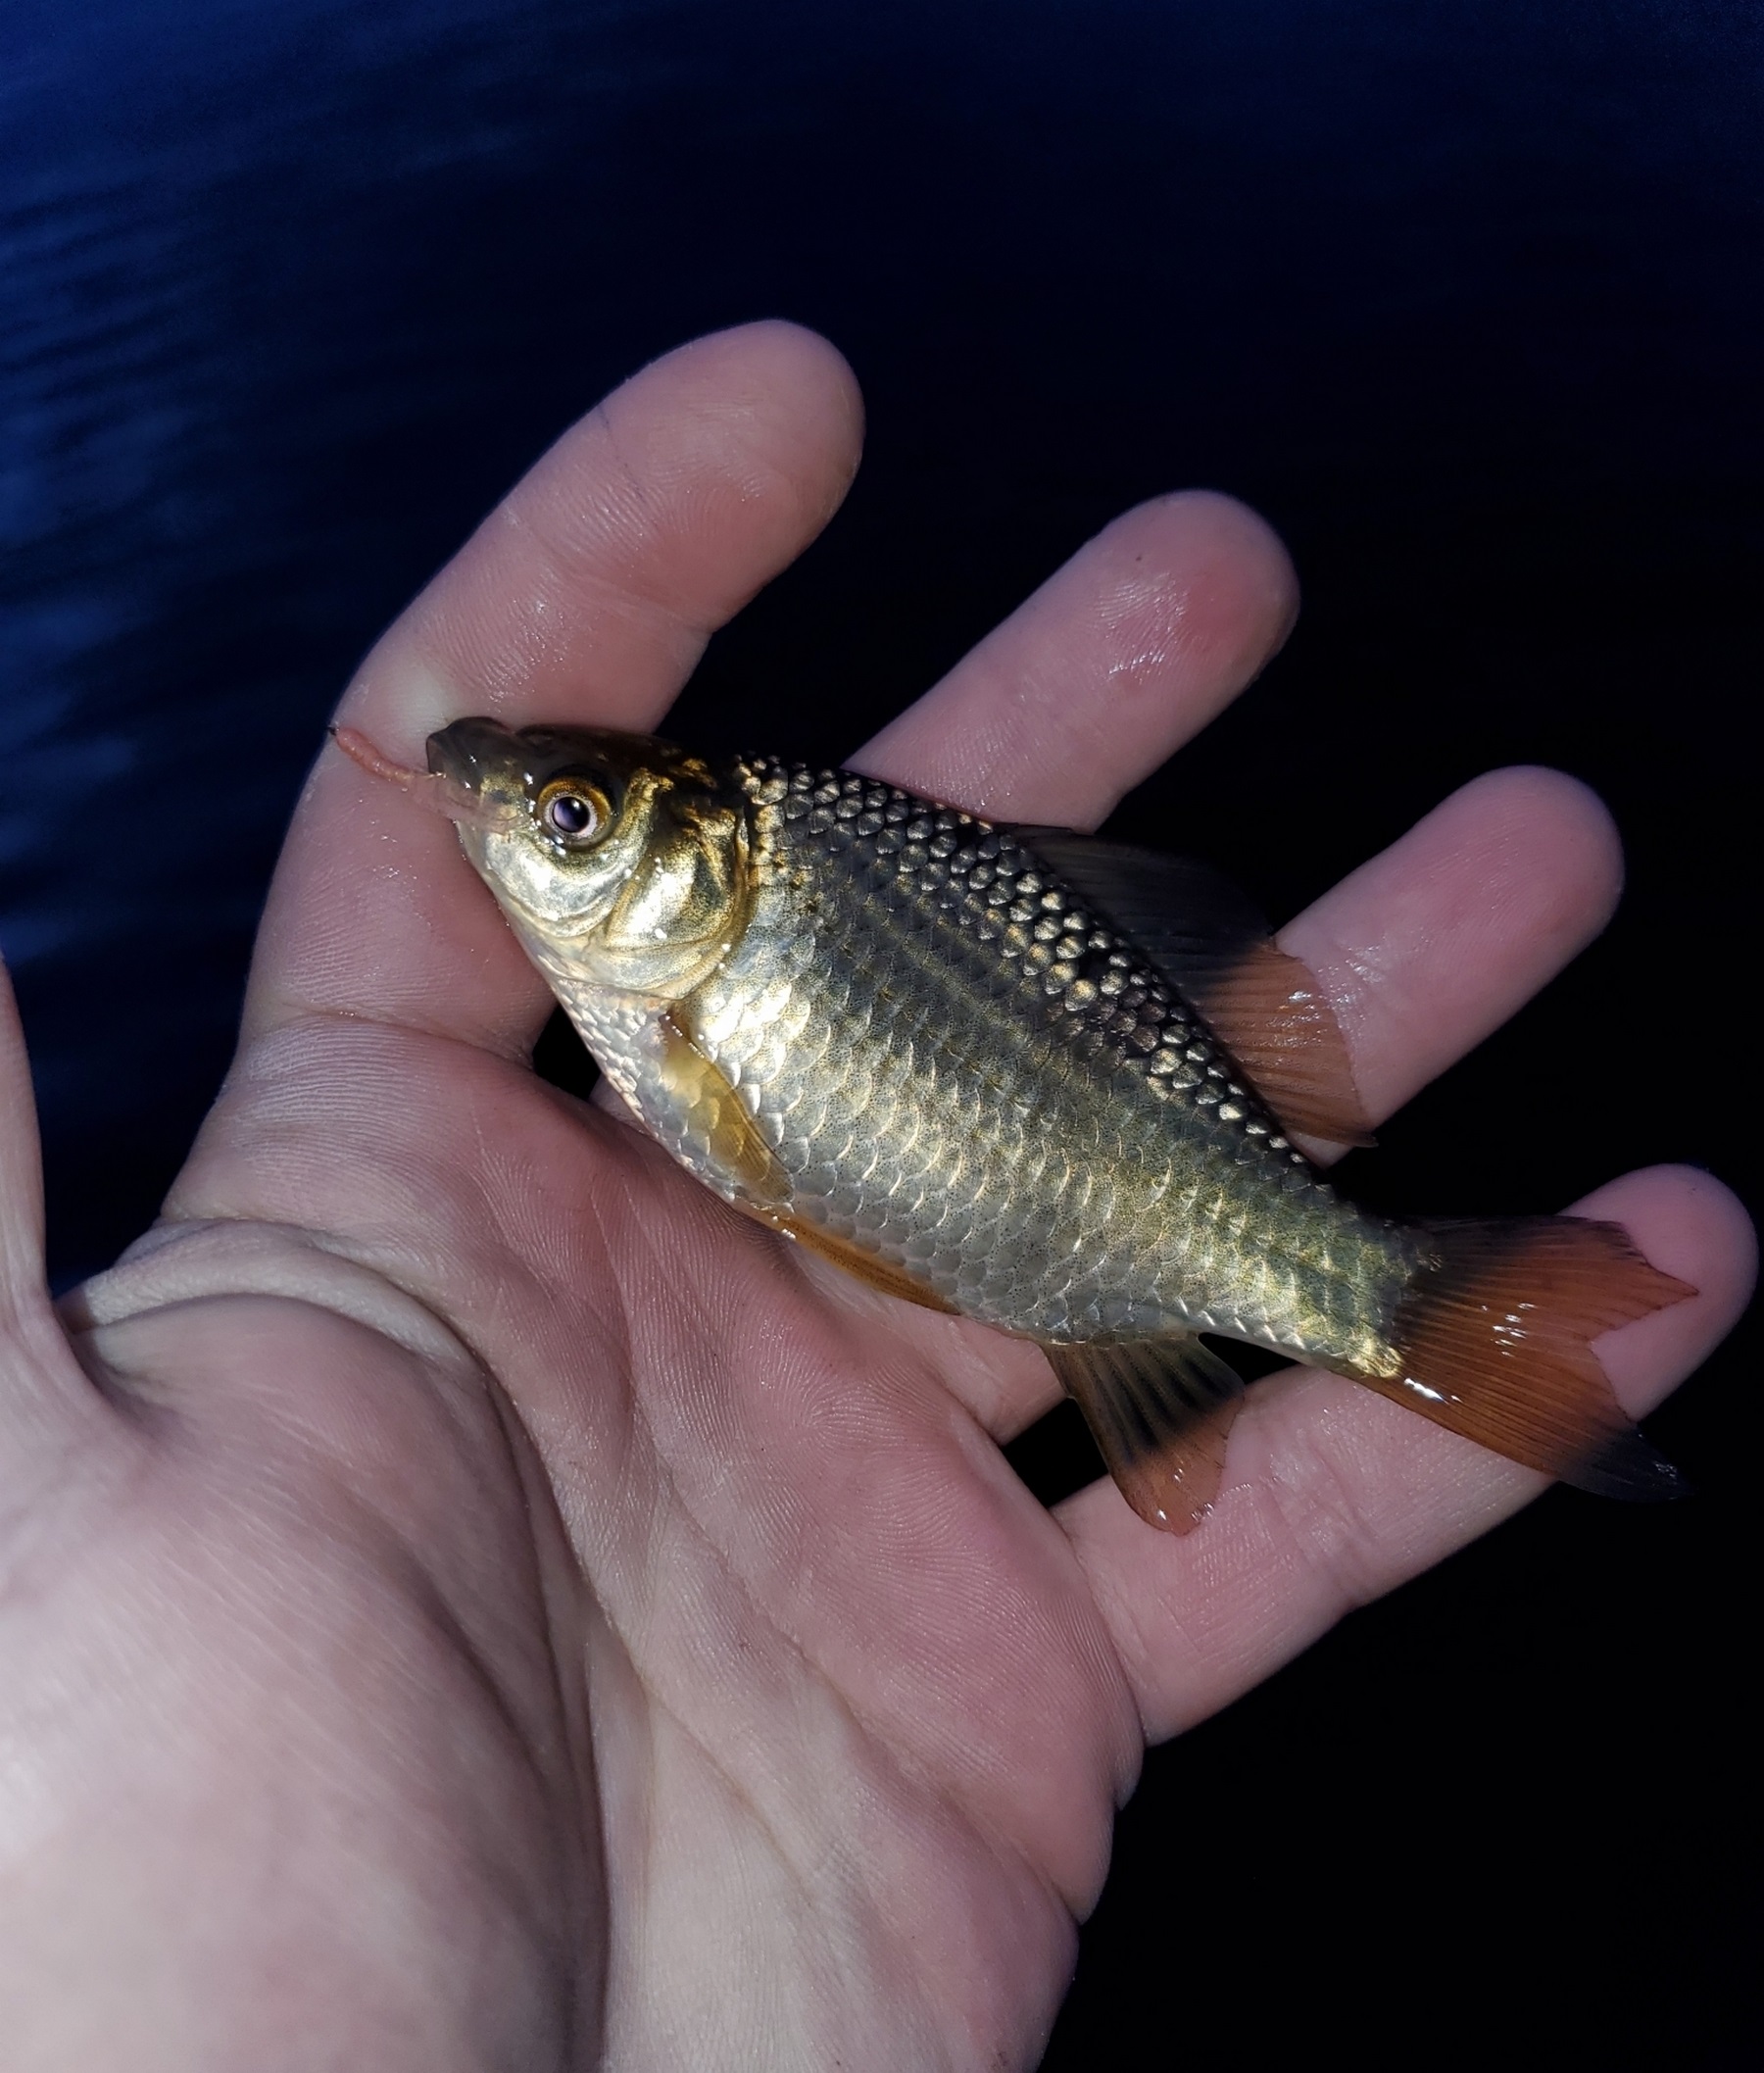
[853,492,1298,826]
[0,956,47,1334]
[1277,765,1624,1130]
[935,766,1629,1441]
[244,322,864,1051]
[0,957,113,1445]
[1062,1163,1756,1744]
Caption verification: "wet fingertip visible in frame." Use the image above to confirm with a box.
[1467,765,1624,927]
[756,320,867,476]
[1582,1162,1754,1278]
[658,319,866,510]
[1153,488,1300,649]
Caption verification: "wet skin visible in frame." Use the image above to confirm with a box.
[0,323,1754,2070]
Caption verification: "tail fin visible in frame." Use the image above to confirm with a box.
[1354,1217,1695,1500]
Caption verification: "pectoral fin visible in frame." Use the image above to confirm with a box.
[1019,834,1374,1147]
[655,1011,791,1205]
[1044,1334,1244,1533]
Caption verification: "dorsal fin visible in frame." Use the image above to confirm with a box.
[1018,832,1375,1148]
[1044,1334,1244,1533]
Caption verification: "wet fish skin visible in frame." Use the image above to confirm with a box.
[404,716,1692,1529]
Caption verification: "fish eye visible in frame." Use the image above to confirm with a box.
[536,779,611,846]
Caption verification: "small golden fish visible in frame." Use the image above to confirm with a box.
[338,719,1693,1532]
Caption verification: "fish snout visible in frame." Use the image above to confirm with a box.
[425,716,519,790]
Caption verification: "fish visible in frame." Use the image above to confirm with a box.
[335,717,1694,1532]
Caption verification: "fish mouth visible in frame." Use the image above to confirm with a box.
[424,716,521,794]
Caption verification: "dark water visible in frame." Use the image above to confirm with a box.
[3,1,1760,2060]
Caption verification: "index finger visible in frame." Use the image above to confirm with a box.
[242,322,864,1053]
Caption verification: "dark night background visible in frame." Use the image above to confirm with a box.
[1,0,1758,2062]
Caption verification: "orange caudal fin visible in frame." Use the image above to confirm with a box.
[1354,1217,1696,1500]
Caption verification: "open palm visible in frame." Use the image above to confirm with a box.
[1,324,1751,2070]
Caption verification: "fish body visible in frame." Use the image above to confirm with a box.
[572,758,1413,1367]
[379,717,1691,1530]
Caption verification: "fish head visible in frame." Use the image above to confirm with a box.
[424,717,752,999]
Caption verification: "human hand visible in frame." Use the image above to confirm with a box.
[1,322,1752,2070]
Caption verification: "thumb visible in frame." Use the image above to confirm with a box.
[0,955,97,1448]
[0,956,47,1331]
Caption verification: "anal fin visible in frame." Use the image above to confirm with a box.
[1045,1334,1244,1533]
